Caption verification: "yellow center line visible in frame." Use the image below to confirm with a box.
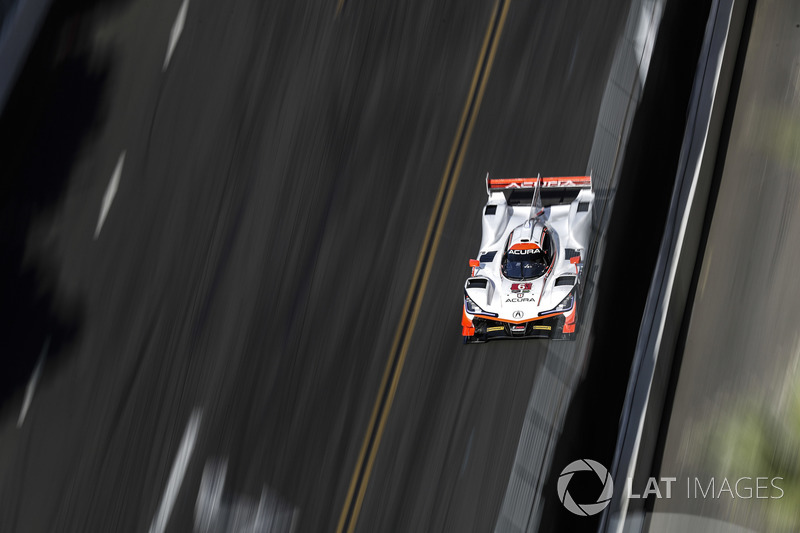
[335,1,511,532]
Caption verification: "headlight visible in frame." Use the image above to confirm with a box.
[465,296,482,314]
[553,292,574,312]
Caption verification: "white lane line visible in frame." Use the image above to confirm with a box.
[17,337,49,428]
[698,248,712,297]
[149,408,203,533]
[163,0,189,71]
[194,458,227,532]
[94,151,125,239]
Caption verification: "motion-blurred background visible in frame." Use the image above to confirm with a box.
[0,0,797,531]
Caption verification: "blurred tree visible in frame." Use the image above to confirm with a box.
[713,367,800,532]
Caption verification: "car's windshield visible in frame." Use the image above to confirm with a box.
[503,248,549,280]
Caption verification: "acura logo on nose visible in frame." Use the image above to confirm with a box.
[513,310,524,319]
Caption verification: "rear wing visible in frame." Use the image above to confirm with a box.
[485,173,592,206]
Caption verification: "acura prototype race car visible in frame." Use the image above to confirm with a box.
[462,174,594,342]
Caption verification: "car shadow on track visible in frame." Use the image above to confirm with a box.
[0,0,132,409]
[535,0,715,529]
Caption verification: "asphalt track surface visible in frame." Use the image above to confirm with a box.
[0,0,709,532]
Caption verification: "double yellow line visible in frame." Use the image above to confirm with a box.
[335,1,511,531]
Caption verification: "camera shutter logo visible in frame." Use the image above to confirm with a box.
[557,459,614,516]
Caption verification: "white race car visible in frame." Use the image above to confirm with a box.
[462,174,594,342]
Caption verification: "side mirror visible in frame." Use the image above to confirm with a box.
[469,259,480,268]
[569,256,581,265]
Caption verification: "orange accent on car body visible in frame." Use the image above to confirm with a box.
[562,302,577,333]
[462,308,473,327]
[540,176,591,186]
[510,242,540,251]
[570,255,581,274]
[469,259,480,267]
[462,308,475,337]
[487,178,535,188]
[487,176,591,190]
